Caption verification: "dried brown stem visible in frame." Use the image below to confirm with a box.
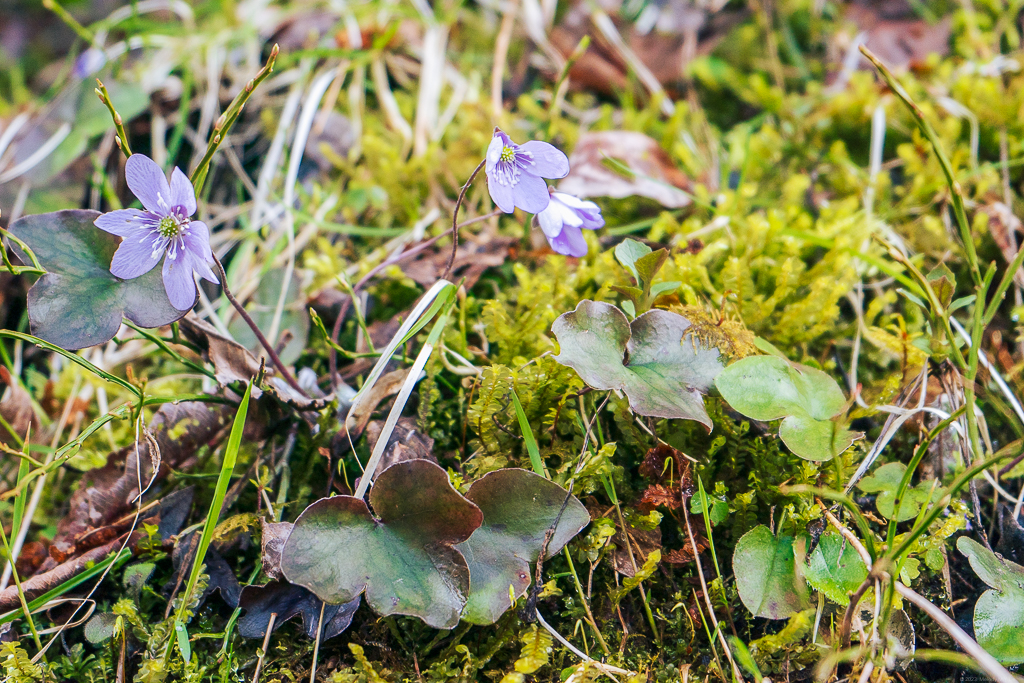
[442,158,488,281]
[212,255,307,397]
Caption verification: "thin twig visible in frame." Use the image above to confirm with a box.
[443,158,487,281]
[682,504,743,682]
[252,612,277,683]
[211,255,307,397]
[818,502,1018,683]
[190,45,280,194]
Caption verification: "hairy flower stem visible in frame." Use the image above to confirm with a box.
[95,80,132,157]
[442,159,487,281]
[190,44,280,195]
[212,255,307,397]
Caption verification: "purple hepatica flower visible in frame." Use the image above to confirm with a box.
[485,129,569,214]
[94,154,217,311]
[537,191,604,258]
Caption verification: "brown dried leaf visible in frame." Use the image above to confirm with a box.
[260,520,293,581]
[663,522,709,565]
[402,230,514,290]
[345,368,410,439]
[41,402,233,571]
[364,417,437,478]
[611,520,660,578]
[549,0,738,95]
[836,4,950,73]
[638,484,682,511]
[0,366,37,447]
[178,315,263,388]
[639,444,694,498]
[558,131,691,208]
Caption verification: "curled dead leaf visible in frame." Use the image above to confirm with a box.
[178,316,263,389]
[559,131,692,208]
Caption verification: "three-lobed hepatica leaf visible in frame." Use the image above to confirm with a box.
[552,300,722,428]
[733,525,810,619]
[457,469,590,625]
[281,459,483,629]
[714,355,858,461]
[957,537,1024,664]
[10,210,186,350]
[803,533,868,605]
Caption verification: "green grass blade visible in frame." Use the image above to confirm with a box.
[510,387,545,478]
[174,381,252,653]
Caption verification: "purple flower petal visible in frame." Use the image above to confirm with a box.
[548,224,588,257]
[183,221,218,283]
[551,192,604,229]
[488,174,516,213]
[169,167,197,216]
[538,200,579,237]
[511,173,551,214]
[110,231,162,279]
[94,208,154,237]
[125,154,172,215]
[485,135,505,179]
[519,141,569,179]
[162,252,198,310]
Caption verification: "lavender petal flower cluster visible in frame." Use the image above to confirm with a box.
[94,154,218,310]
[484,129,603,257]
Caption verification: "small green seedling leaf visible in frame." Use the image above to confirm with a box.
[857,462,943,522]
[927,263,956,309]
[650,280,680,298]
[457,469,590,624]
[634,249,669,288]
[957,536,1024,664]
[10,210,186,350]
[714,355,858,461]
[733,525,810,619]
[614,238,652,283]
[282,460,483,629]
[552,300,722,428]
[803,533,868,605]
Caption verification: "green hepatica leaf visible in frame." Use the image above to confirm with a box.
[456,469,590,625]
[714,355,858,461]
[11,210,186,350]
[804,533,868,605]
[552,300,722,427]
[733,525,810,619]
[857,463,943,522]
[281,460,483,629]
[957,537,1024,664]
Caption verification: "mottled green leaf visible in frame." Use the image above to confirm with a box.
[552,300,722,427]
[804,533,868,605]
[958,536,1024,664]
[733,525,810,619]
[11,210,185,350]
[281,460,483,629]
[457,469,590,624]
[714,355,857,461]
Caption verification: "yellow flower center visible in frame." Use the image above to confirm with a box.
[499,146,515,163]
[158,216,180,238]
